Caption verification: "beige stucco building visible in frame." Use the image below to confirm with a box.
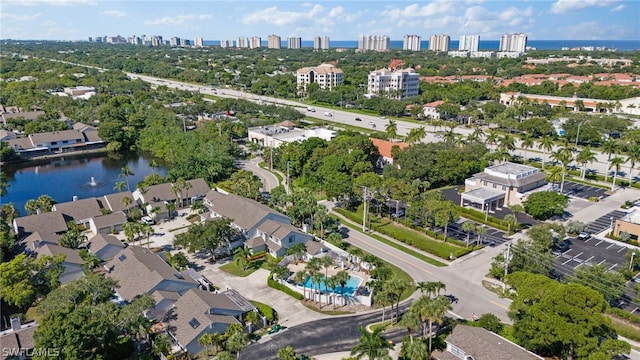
[462,162,547,213]
[614,208,640,241]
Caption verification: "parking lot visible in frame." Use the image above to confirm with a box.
[562,181,609,200]
[432,219,508,247]
[553,236,632,279]
[587,210,628,235]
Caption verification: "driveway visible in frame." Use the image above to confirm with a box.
[238,158,280,191]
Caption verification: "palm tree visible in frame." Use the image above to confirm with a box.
[36,195,55,213]
[609,156,625,191]
[602,137,620,161]
[411,295,452,355]
[626,143,640,184]
[399,310,421,343]
[25,199,39,215]
[469,125,485,142]
[325,275,339,310]
[335,270,350,306]
[520,133,535,163]
[538,135,554,169]
[123,221,138,244]
[234,246,250,271]
[475,224,487,246]
[486,129,499,152]
[497,134,516,153]
[576,146,597,180]
[311,271,324,307]
[277,346,298,360]
[319,255,334,280]
[462,221,476,247]
[313,206,329,238]
[509,204,525,224]
[113,181,126,192]
[551,148,573,193]
[350,326,393,360]
[121,196,133,210]
[293,271,307,299]
[385,120,398,140]
[199,333,215,356]
[504,214,518,234]
[400,339,428,360]
[286,242,307,262]
[166,202,176,220]
[119,166,134,191]
[405,126,426,144]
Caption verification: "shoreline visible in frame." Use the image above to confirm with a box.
[1,148,111,168]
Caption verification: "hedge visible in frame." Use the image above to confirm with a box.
[250,300,277,323]
[335,208,471,259]
[267,276,303,300]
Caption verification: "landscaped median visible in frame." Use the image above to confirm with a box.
[333,208,469,265]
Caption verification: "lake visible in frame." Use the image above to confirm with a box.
[1,153,167,216]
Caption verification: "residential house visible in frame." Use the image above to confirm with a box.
[3,128,105,157]
[0,129,17,141]
[305,240,329,259]
[85,233,126,261]
[369,138,408,166]
[253,220,313,257]
[88,211,128,235]
[0,319,38,360]
[165,288,256,356]
[29,240,84,284]
[462,162,547,210]
[104,246,198,302]
[132,178,210,219]
[434,324,543,360]
[13,211,68,238]
[101,191,136,213]
[52,197,103,228]
[1,110,45,126]
[423,100,445,119]
[204,189,291,245]
[147,290,181,322]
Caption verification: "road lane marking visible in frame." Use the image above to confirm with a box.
[349,232,434,275]
[490,300,509,310]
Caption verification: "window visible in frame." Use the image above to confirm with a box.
[492,183,497,189]
[188,318,200,329]
[118,254,126,262]
[502,185,506,190]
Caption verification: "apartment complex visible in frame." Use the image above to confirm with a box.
[314,36,330,50]
[249,36,262,49]
[287,36,302,49]
[296,63,344,94]
[367,68,420,99]
[220,39,234,48]
[358,35,390,51]
[429,34,450,52]
[403,34,421,51]
[193,37,203,47]
[499,33,527,53]
[267,35,281,49]
[459,34,480,52]
[237,36,248,48]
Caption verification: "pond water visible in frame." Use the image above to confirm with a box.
[1,153,167,216]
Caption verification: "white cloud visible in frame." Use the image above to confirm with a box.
[2,0,95,6]
[550,0,614,14]
[611,4,625,12]
[241,5,325,26]
[144,14,212,26]
[103,10,126,17]
[0,12,41,22]
[328,6,357,23]
[382,1,452,20]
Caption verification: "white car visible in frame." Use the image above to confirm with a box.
[141,216,155,225]
[324,112,333,117]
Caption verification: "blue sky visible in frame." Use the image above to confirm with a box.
[1,0,639,41]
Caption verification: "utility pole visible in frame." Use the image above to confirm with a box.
[631,252,636,271]
[286,161,290,194]
[270,141,273,171]
[362,186,368,232]
[503,243,511,290]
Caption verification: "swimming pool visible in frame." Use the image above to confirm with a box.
[302,275,363,297]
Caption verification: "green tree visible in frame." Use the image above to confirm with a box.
[411,295,452,355]
[59,224,87,249]
[405,126,426,144]
[461,221,476,247]
[471,313,503,334]
[234,246,250,271]
[573,263,626,306]
[626,142,640,183]
[520,133,535,163]
[286,242,307,262]
[385,120,398,140]
[0,253,65,308]
[537,135,554,169]
[119,166,134,191]
[576,146,597,180]
[609,156,625,191]
[174,217,235,253]
[277,346,298,360]
[524,191,568,220]
[350,326,393,360]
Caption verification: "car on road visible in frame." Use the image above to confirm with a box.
[577,232,591,241]
[307,107,316,112]
[368,121,375,125]
[355,117,362,121]
[380,116,387,120]
[141,216,155,225]
[324,112,333,117]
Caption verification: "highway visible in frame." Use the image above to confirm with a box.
[126,72,637,181]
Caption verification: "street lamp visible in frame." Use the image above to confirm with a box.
[574,121,583,151]
[630,252,636,271]
[610,217,614,232]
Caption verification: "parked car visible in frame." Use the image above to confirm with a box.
[141,216,155,225]
[577,232,591,241]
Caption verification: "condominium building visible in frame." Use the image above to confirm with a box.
[220,39,234,48]
[267,35,281,49]
[448,51,470,58]
[313,36,330,50]
[358,35,390,51]
[249,36,262,49]
[428,34,450,52]
[367,68,420,99]
[194,37,203,47]
[287,36,302,49]
[459,34,479,52]
[499,33,527,53]
[237,37,248,48]
[296,64,344,94]
[403,34,421,51]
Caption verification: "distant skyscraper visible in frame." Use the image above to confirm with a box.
[194,37,203,47]
[237,36,248,48]
[358,35,390,51]
[459,34,479,52]
[499,33,527,52]
[287,36,302,49]
[220,39,234,48]
[249,36,262,49]
[313,36,330,50]
[428,34,450,52]
[267,35,281,49]
[403,35,421,51]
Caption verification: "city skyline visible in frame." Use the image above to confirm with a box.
[1,0,638,41]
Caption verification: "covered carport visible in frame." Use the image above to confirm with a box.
[460,187,505,215]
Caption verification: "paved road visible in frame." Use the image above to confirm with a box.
[237,158,280,191]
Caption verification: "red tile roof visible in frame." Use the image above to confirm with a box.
[369,138,408,159]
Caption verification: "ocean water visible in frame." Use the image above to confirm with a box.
[204,39,640,51]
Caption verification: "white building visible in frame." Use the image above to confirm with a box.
[314,36,330,50]
[499,33,527,53]
[248,123,337,148]
[470,51,495,59]
[403,35,421,51]
[267,35,281,49]
[448,51,469,58]
[367,68,420,99]
[296,64,343,94]
[358,35,390,51]
[249,36,262,49]
[287,36,302,49]
[459,34,480,52]
[429,34,450,52]
[194,37,203,47]
[220,39,234,48]
[497,51,524,59]
[237,37,248,48]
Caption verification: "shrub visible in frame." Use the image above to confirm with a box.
[588,196,599,202]
[251,301,276,323]
[267,277,303,300]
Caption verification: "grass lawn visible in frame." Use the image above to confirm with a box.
[219,258,266,277]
